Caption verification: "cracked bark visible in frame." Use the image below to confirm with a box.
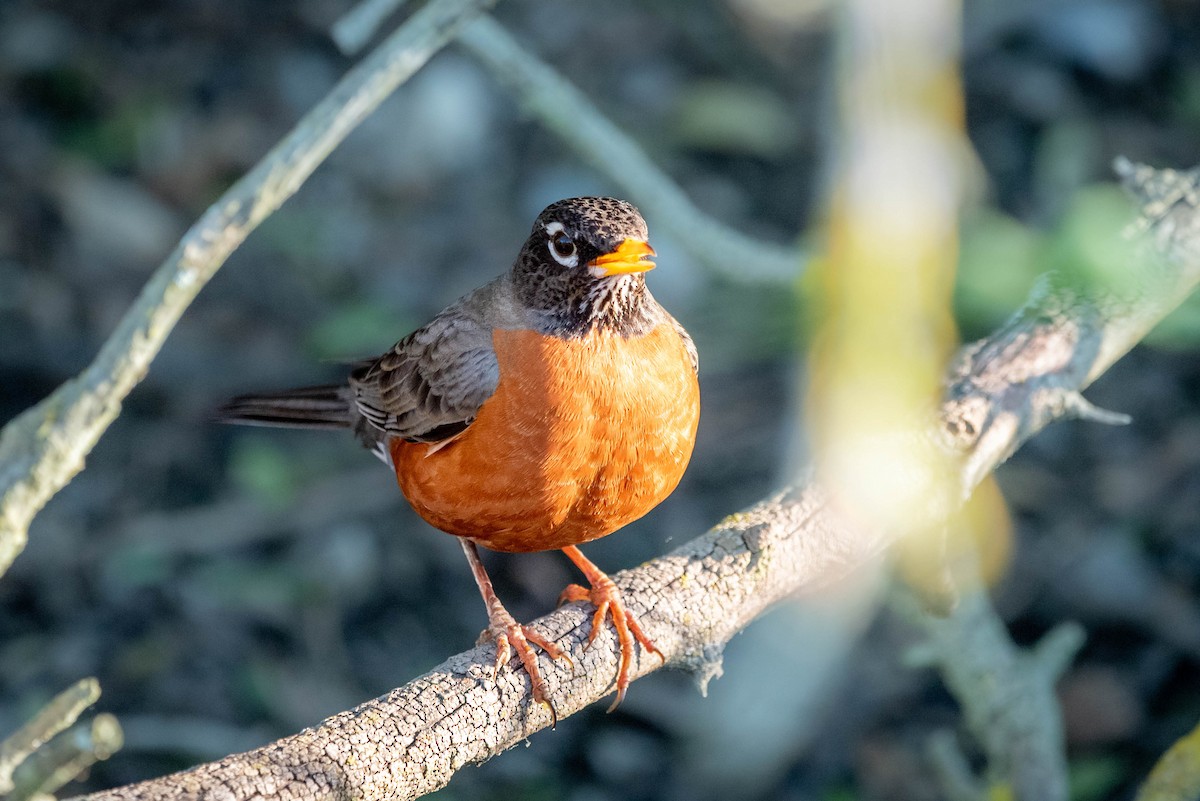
[66,160,1200,801]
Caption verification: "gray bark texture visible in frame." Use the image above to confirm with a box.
[70,159,1200,801]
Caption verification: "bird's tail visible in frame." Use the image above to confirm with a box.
[216,385,355,430]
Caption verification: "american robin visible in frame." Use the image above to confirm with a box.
[219,197,700,722]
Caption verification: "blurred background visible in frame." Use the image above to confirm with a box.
[3,1,1200,799]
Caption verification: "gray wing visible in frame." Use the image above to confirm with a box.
[349,281,506,448]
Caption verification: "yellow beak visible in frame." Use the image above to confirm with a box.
[587,238,657,276]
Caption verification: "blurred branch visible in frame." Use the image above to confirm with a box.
[0,0,499,579]
[454,16,803,283]
[11,715,123,801]
[331,3,803,281]
[815,0,1076,797]
[0,678,101,794]
[900,579,1085,801]
[925,729,986,801]
[68,161,1200,801]
[809,0,967,565]
[330,1,803,282]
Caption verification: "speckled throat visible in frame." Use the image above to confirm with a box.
[547,274,664,338]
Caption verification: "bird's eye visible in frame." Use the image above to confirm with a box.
[548,231,577,266]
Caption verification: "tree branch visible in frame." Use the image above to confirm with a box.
[0,0,499,579]
[900,581,1086,801]
[327,3,804,282]
[454,15,804,283]
[0,679,101,795]
[66,159,1200,801]
[894,159,1200,800]
[72,482,883,801]
[10,714,122,801]
[945,158,1200,492]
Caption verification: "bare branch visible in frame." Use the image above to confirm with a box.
[946,159,1200,493]
[11,715,123,801]
[0,0,499,579]
[331,4,806,281]
[64,160,1200,801]
[329,5,803,281]
[455,15,803,283]
[0,679,101,794]
[899,583,1085,801]
[72,484,882,801]
[899,160,1200,801]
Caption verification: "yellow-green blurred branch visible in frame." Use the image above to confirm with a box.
[0,0,499,579]
[808,0,1079,796]
[0,679,101,795]
[809,0,967,532]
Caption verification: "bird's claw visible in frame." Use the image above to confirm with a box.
[479,613,570,728]
[559,575,663,711]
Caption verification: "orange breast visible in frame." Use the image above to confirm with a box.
[389,325,700,553]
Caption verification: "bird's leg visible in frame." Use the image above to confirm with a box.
[460,539,568,726]
[558,545,664,711]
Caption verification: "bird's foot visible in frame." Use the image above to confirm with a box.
[559,572,664,712]
[461,539,570,726]
[478,604,570,728]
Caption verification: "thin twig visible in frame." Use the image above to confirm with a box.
[328,4,804,281]
[11,716,123,801]
[0,679,101,794]
[456,15,803,282]
[0,0,500,579]
[925,729,985,801]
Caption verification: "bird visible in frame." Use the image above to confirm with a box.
[218,197,700,723]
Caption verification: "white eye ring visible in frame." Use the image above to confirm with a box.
[544,222,578,267]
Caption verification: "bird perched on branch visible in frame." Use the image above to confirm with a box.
[219,197,700,723]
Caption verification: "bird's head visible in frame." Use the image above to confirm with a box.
[513,197,658,336]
